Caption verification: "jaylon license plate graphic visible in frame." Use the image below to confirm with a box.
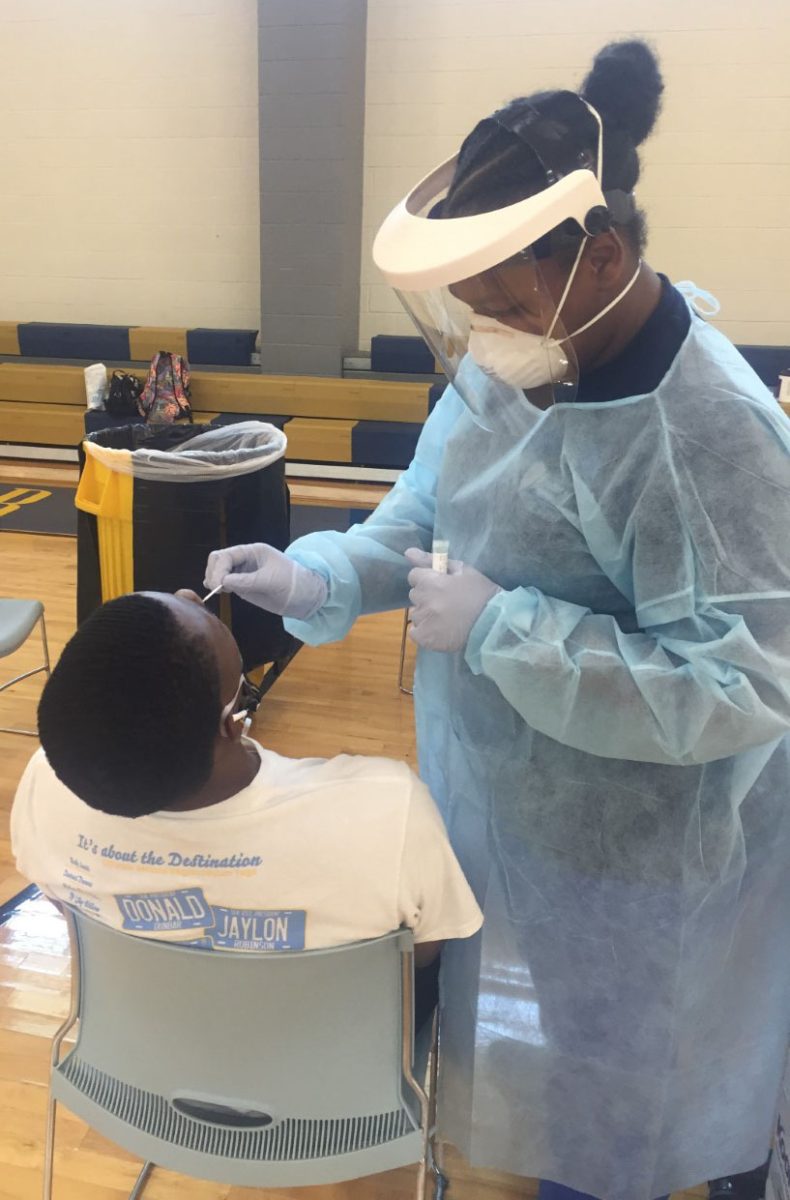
[210,906,305,950]
[114,889,305,949]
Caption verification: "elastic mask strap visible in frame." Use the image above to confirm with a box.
[219,674,245,735]
[545,237,588,341]
[544,100,604,342]
[585,101,604,187]
[557,258,643,344]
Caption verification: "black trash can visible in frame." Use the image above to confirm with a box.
[75,421,299,678]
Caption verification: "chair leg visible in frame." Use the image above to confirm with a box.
[416,1115,441,1200]
[398,608,414,696]
[416,1155,427,1200]
[40,614,51,678]
[420,1012,448,1200]
[128,1161,154,1200]
[0,613,52,736]
[42,1095,57,1200]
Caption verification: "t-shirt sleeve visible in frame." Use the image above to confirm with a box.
[397,774,483,943]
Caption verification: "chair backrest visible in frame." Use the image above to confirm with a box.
[61,907,415,1129]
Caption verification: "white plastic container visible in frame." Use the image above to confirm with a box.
[84,363,108,411]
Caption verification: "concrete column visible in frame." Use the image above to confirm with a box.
[257,0,367,376]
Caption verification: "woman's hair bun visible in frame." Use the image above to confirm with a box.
[581,40,664,147]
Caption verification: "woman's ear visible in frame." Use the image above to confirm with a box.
[585,229,628,292]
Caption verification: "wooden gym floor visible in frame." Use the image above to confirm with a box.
[0,462,702,1200]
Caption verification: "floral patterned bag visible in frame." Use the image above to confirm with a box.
[138,352,193,424]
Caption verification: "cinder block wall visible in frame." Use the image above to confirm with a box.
[0,0,260,329]
[360,0,790,349]
[2,2,787,351]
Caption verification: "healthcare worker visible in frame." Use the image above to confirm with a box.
[205,40,790,1200]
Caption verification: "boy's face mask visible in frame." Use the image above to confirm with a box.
[219,674,250,738]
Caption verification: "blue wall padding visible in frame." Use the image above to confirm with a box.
[352,420,421,469]
[735,345,789,390]
[187,328,257,365]
[18,323,131,360]
[428,382,446,413]
[289,506,373,542]
[290,505,351,540]
[370,334,435,374]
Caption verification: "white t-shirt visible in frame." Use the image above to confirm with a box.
[11,741,482,952]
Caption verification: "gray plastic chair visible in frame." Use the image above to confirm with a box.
[44,905,441,1200]
[0,598,50,736]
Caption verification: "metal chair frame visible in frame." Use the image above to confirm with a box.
[398,607,414,696]
[0,610,51,736]
[43,906,445,1200]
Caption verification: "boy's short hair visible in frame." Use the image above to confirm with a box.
[38,594,221,817]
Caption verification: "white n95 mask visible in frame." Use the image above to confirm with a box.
[469,320,570,390]
[468,254,643,394]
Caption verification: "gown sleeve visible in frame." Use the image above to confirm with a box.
[465,401,790,765]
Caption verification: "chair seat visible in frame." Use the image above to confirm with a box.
[0,598,44,657]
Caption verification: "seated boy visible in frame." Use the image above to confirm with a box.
[11,591,481,1022]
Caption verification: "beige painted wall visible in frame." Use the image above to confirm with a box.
[1,2,786,347]
[360,0,790,349]
[0,0,260,329]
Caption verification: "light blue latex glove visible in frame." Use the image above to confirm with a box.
[204,543,327,619]
[405,547,501,653]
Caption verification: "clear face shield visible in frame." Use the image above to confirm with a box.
[397,243,580,432]
[373,95,621,433]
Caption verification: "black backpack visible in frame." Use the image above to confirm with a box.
[106,371,143,417]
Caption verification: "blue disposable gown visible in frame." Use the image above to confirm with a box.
[285,313,790,1200]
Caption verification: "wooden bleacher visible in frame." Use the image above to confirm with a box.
[0,362,431,469]
[1,321,785,467]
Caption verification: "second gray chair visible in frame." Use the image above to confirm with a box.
[0,598,50,737]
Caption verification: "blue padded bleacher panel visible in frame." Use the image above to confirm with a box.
[288,506,374,542]
[428,382,445,413]
[290,505,352,541]
[187,328,258,365]
[735,345,789,391]
[370,334,436,375]
[352,420,421,470]
[18,323,131,361]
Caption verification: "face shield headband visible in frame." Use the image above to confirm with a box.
[372,92,636,293]
[373,94,639,428]
[486,100,641,345]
